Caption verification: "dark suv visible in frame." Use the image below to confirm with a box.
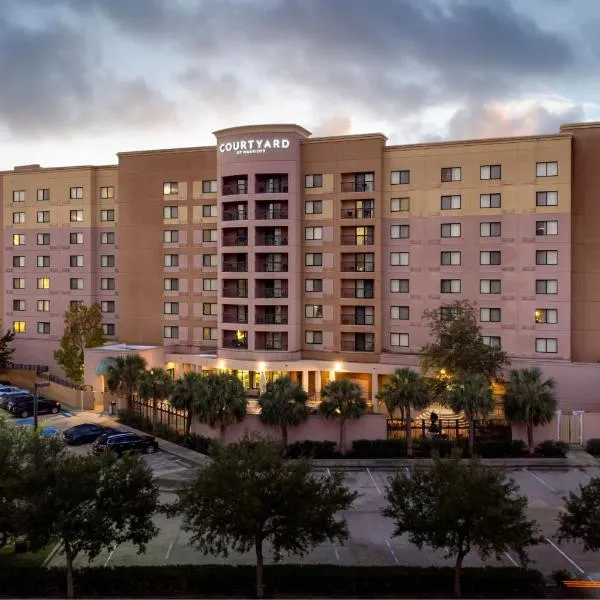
[92,432,158,456]
[7,396,61,418]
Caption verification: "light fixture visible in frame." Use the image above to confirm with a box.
[258,361,266,372]
[334,362,343,372]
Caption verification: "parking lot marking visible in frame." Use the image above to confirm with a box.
[104,548,115,567]
[327,468,332,477]
[334,547,340,560]
[545,537,585,575]
[385,539,400,565]
[367,468,382,495]
[525,469,557,493]
[404,467,410,478]
[165,542,174,562]
[42,541,62,567]
[504,551,519,567]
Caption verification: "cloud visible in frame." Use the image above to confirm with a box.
[312,116,354,137]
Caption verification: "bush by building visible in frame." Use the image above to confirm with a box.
[585,438,600,456]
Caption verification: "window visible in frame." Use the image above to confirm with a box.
[305,279,323,292]
[480,222,501,237]
[12,190,24,202]
[70,187,83,199]
[37,277,50,290]
[536,279,558,294]
[37,188,49,201]
[203,327,217,341]
[441,279,461,293]
[480,165,501,180]
[536,162,558,177]
[441,223,461,238]
[390,306,409,320]
[441,167,461,182]
[536,191,558,207]
[163,182,178,195]
[37,233,50,245]
[70,255,84,267]
[13,321,26,334]
[37,322,50,334]
[164,230,178,243]
[100,209,114,222]
[535,308,558,324]
[70,209,83,222]
[390,333,409,347]
[164,206,178,219]
[391,170,410,185]
[13,212,25,224]
[163,302,179,315]
[70,232,83,244]
[202,180,217,193]
[163,326,179,339]
[12,234,25,246]
[37,300,50,312]
[164,254,179,267]
[390,279,410,293]
[164,278,179,291]
[100,323,114,336]
[441,195,461,210]
[305,304,323,318]
[305,330,323,345]
[536,338,558,353]
[202,254,217,267]
[101,278,115,290]
[101,231,115,244]
[101,301,115,313]
[482,336,501,348]
[480,308,501,322]
[69,278,83,290]
[37,210,50,223]
[101,255,115,268]
[305,174,323,188]
[390,252,409,266]
[536,250,558,265]
[480,193,501,208]
[305,226,323,240]
[536,220,558,236]
[203,278,217,292]
[390,224,410,239]
[480,251,501,265]
[441,251,461,265]
[305,200,323,214]
[100,186,114,199]
[202,229,217,242]
[480,279,501,294]
[202,204,217,218]
[390,197,409,212]
[305,253,323,266]
[203,303,217,316]
[12,256,25,268]
[13,300,25,311]
[37,255,50,268]
[12,278,25,290]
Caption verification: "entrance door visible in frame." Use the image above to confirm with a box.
[558,411,583,445]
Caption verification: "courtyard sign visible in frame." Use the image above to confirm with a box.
[219,138,290,155]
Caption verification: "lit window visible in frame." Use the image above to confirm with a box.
[536,191,558,206]
[37,322,50,335]
[305,226,323,241]
[13,321,26,334]
[390,224,409,239]
[480,222,501,237]
[305,200,323,214]
[536,220,558,236]
[37,300,50,312]
[305,174,323,188]
[480,279,501,294]
[305,253,322,266]
[440,223,461,238]
[163,302,179,315]
[390,333,409,347]
[203,278,217,291]
[480,308,501,322]
[12,190,25,202]
[536,162,558,177]
[441,251,461,266]
[12,234,25,246]
[164,230,178,243]
[441,279,461,293]
[536,250,558,265]
[536,279,558,294]
[480,165,501,180]
[390,306,409,320]
[480,251,501,265]
[304,305,323,318]
[390,279,409,293]
[390,197,409,212]
[391,170,410,185]
[70,187,84,199]
[164,254,179,267]
[100,186,114,199]
[535,338,557,353]
[37,277,50,290]
[70,210,84,222]
[163,182,178,195]
[305,331,323,345]
[535,308,558,324]
[441,167,461,182]
[441,195,461,210]
[164,326,179,339]
[202,180,217,193]
[390,252,409,266]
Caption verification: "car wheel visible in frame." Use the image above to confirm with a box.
[51,407,59,414]
[145,445,156,455]
[21,411,29,418]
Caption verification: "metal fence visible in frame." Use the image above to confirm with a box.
[132,399,189,435]
[387,418,511,442]
[8,363,49,376]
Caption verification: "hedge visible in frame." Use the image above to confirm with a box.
[585,438,600,456]
[0,565,545,597]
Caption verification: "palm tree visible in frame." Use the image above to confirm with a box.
[319,378,366,455]
[138,367,175,425]
[258,375,309,447]
[376,368,429,457]
[170,372,205,437]
[196,372,247,444]
[503,367,557,455]
[105,354,148,410]
[445,373,494,457]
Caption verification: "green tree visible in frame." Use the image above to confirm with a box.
[105,354,148,409]
[172,437,356,598]
[170,372,205,436]
[445,373,495,457]
[139,367,175,425]
[376,368,430,457]
[319,378,366,455]
[54,303,104,383]
[196,372,247,444]
[258,375,309,447]
[557,477,600,552]
[503,368,557,455]
[383,454,540,597]
[0,328,15,369]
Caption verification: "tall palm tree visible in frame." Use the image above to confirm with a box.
[105,354,148,410]
[376,368,429,457]
[138,367,175,425]
[258,375,309,447]
[503,367,557,454]
[170,372,205,437]
[319,378,366,455]
[445,373,494,457]
[196,372,247,444]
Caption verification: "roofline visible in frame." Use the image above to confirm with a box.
[213,123,311,138]
[560,121,600,131]
[118,145,215,158]
[0,163,117,175]
[302,132,388,144]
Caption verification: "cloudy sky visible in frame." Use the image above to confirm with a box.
[0,0,598,169]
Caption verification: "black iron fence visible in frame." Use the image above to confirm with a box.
[387,418,510,443]
[132,399,189,435]
[8,363,49,376]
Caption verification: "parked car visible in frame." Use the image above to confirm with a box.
[7,396,61,418]
[0,388,28,409]
[62,423,117,445]
[92,432,158,456]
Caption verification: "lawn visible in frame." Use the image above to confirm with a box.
[0,541,57,567]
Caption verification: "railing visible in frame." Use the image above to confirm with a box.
[259,341,288,351]
[222,289,248,298]
[386,418,510,443]
[222,183,247,195]
[223,237,248,246]
[133,399,189,435]
[223,340,249,350]
[262,288,288,298]
[341,288,374,299]
[341,339,375,352]
[223,210,248,221]
[341,262,375,272]
[259,236,288,246]
[222,262,248,272]
[9,363,49,375]
[222,315,248,324]
[256,182,288,193]
[341,207,374,219]
[341,181,374,193]
[255,315,288,325]
[341,235,374,246]
[341,315,375,325]
[256,209,287,220]
[258,264,288,273]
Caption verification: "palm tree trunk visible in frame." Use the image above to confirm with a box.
[339,418,346,455]
[527,421,534,455]
[454,550,466,597]
[255,537,264,599]
[219,423,226,445]
[468,420,475,458]
[406,406,413,457]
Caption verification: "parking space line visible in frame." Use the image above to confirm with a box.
[524,468,557,493]
[165,542,174,562]
[545,537,585,575]
[327,468,332,477]
[334,547,340,560]
[104,548,115,567]
[367,468,382,495]
[404,467,410,478]
[504,551,519,567]
[385,539,400,565]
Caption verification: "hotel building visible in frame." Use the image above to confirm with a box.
[4,122,600,413]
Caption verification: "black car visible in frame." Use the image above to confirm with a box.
[62,423,118,445]
[8,396,61,418]
[92,432,158,456]
[0,388,29,409]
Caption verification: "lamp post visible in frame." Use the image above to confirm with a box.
[33,380,50,430]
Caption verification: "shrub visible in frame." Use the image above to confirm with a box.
[182,434,214,455]
[417,438,453,458]
[152,423,184,444]
[534,440,568,458]
[351,439,407,458]
[551,568,575,587]
[116,409,153,433]
[585,438,600,456]
[472,439,527,458]
[286,440,338,459]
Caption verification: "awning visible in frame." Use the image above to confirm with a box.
[95,357,117,376]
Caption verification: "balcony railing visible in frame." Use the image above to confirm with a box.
[262,342,287,351]
[341,339,375,352]
[341,235,374,246]
[222,183,248,196]
[223,262,248,272]
[223,237,248,246]
[256,182,288,193]
[341,181,374,193]
[341,262,375,272]
[223,339,248,350]
[259,236,288,246]
[341,288,374,299]
[255,315,288,325]
[256,208,288,220]
[341,207,374,219]
[341,315,375,325]
[222,315,248,324]
[262,288,288,298]
[258,263,288,273]
[223,289,248,298]
[223,210,248,221]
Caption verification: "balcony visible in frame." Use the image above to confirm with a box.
[222,176,248,196]
[222,305,248,324]
[255,332,288,351]
[341,280,375,299]
[341,253,375,272]
[256,254,288,273]
[341,172,375,193]
[222,280,248,299]
[256,175,288,194]
[223,330,248,350]
[255,306,288,325]
[256,202,288,220]
[341,334,375,352]
[222,254,248,272]
[341,308,375,325]
[222,228,248,247]
[223,205,248,221]
[341,234,374,246]
[256,227,288,246]
[256,280,288,298]
[341,206,374,219]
